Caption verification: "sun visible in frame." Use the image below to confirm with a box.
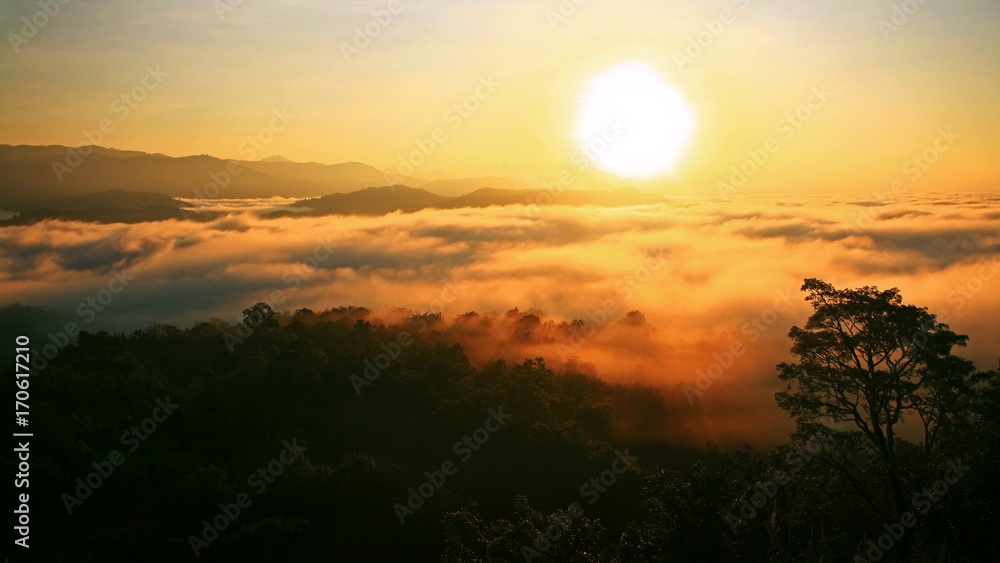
[574,61,696,179]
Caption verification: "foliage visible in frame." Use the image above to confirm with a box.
[3,288,996,562]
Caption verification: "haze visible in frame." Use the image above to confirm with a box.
[1,0,999,193]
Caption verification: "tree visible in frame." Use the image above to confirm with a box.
[242,302,275,329]
[774,278,978,518]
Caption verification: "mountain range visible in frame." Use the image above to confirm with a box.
[268,185,668,217]
[0,145,672,222]
[0,144,397,210]
[0,189,222,225]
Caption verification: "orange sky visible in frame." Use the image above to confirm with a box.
[1,0,998,194]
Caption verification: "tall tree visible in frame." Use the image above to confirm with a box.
[774,278,978,517]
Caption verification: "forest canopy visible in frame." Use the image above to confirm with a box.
[4,280,998,562]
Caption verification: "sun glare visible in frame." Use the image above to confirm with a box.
[574,61,696,179]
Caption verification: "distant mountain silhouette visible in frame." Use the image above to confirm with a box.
[441,186,665,209]
[420,176,535,196]
[41,189,183,210]
[273,185,666,217]
[0,189,222,225]
[0,145,416,210]
[0,183,668,223]
[0,145,671,213]
[0,144,173,161]
[269,186,448,217]
[0,146,553,211]
[238,159,399,193]
[411,169,457,182]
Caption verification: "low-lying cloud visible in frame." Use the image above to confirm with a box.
[2,193,998,444]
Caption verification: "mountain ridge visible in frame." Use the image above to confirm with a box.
[0,144,666,211]
[274,185,668,218]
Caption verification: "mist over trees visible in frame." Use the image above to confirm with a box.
[3,280,997,562]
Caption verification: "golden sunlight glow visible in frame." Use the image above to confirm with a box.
[574,62,696,179]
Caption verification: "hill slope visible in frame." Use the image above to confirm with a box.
[0,145,410,210]
[281,186,667,217]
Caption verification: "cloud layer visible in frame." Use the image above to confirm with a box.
[2,193,998,443]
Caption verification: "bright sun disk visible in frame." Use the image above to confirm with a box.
[574,61,696,179]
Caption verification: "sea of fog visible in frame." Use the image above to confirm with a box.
[3,192,998,443]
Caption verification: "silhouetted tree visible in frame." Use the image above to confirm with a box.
[775,278,979,518]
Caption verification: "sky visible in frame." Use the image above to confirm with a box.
[1,0,999,195]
